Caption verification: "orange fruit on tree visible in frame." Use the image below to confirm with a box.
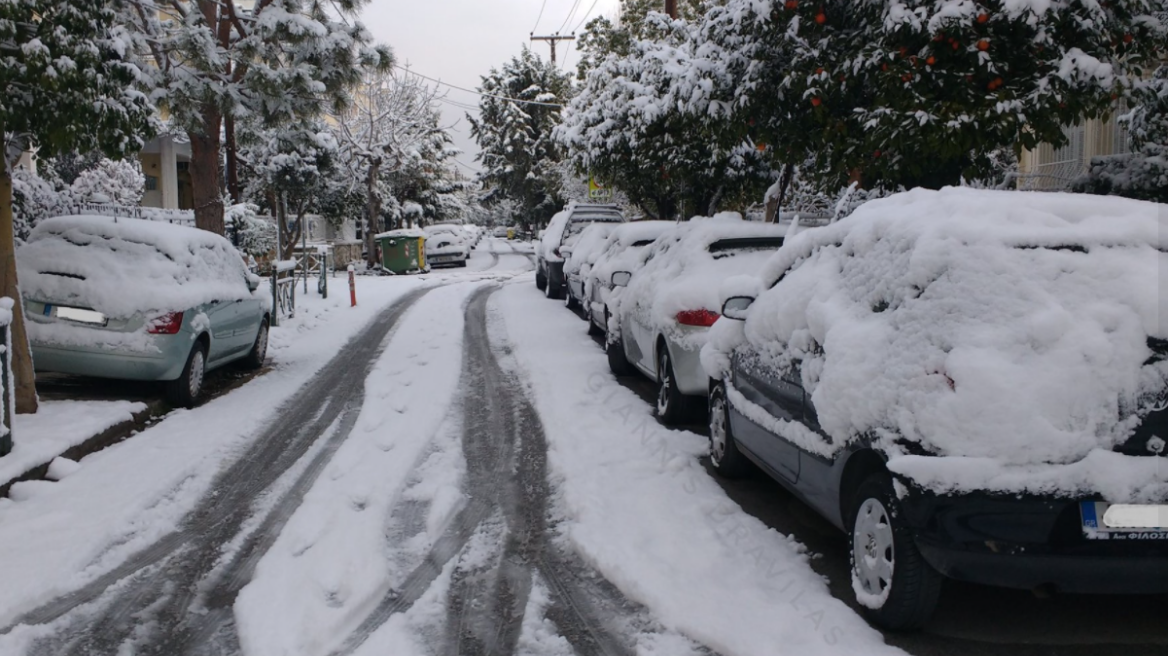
[811,96,822,107]
[785,0,798,9]
[977,39,989,51]
[815,13,826,24]
[926,56,936,66]
[977,13,989,24]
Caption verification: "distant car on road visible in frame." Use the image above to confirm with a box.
[492,226,510,238]
[18,216,270,408]
[607,215,787,424]
[424,224,471,267]
[703,188,1168,631]
[535,203,625,300]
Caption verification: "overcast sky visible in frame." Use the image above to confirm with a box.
[361,0,623,175]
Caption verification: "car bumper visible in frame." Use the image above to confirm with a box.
[901,489,1168,593]
[666,339,708,396]
[31,342,187,381]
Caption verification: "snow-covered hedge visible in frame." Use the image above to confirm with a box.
[11,157,146,240]
[703,187,1168,502]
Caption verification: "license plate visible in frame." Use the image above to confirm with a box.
[1081,501,1168,540]
[49,305,108,326]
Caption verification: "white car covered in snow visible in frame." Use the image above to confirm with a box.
[424,224,471,268]
[583,220,675,338]
[561,221,622,315]
[535,203,625,299]
[18,216,270,408]
[607,214,787,424]
[702,187,1168,630]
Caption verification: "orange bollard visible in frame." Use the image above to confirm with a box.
[348,265,357,307]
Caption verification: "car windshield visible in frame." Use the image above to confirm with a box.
[708,237,785,259]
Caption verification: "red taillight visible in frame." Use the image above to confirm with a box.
[676,309,720,327]
[147,311,184,335]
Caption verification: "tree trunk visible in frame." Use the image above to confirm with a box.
[0,166,38,415]
[224,114,241,204]
[189,103,225,235]
[364,163,381,267]
[766,163,795,223]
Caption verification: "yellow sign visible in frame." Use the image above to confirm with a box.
[588,177,612,200]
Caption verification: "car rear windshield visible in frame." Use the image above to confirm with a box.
[708,237,786,259]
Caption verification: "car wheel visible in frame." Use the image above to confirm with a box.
[565,288,580,312]
[544,276,562,300]
[587,308,604,338]
[166,341,208,409]
[535,265,547,291]
[240,318,269,370]
[606,332,633,377]
[849,473,943,631]
[708,383,750,477]
[656,347,691,425]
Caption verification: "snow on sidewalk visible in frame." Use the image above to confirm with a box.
[0,400,147,491]
[234,281,487,656]
[0,276,429,631]
[489,278,903,656]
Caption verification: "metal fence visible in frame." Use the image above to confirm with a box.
[271,260,297,326]
[68,203,197,226]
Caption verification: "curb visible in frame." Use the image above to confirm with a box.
[0,400,170,499]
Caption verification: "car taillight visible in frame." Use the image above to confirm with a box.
[676,309,720,327]
[147,311,184,335]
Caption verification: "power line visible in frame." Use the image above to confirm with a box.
[557,0,584,34]
[531,0,550,32]
[394,65,564,108]
[572,0,602,33]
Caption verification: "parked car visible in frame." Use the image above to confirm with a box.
[607,215,787,424]
[492,226,510,238]
[562,221,622,314]
[584,221,675,338]
[424,224,471,267]
[702,188,1168,631]
[18,215,270,408]
[535,203,625,299]
[461,224,483,248]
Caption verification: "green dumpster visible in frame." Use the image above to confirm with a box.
[376,229,428,274]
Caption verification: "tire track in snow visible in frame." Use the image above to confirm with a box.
[7,286,437,656]
[333,286,714,656]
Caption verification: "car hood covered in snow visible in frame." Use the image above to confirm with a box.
[18,215,253,319]
[703,187,1168,502]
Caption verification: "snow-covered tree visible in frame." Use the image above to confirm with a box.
[559,12,774,219]
[469,48,572,230]
[70,158,146,206]
[334,70,447,264]
[0,0,155,416]
[119,0,390,234]
[226,202,277,260]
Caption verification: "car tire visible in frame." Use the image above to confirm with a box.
[656,347,691,425]
[849,473,943,631]
[606,333,633,377]
[166,341,208,409]
[587,309,604,338]
[565,288,580,312]
[240,318,269,370]
[708,383,750,477]
[544,275,562,300]
[535,265,547,291]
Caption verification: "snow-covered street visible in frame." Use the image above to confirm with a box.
[0,238,1165,656]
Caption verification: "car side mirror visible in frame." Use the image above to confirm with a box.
[247,274,261,293]
[721,296,755,321]
[611,271,632,288]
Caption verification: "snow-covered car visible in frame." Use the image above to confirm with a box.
[492,226,510,238]
[701,188,1168,631]
[424,224,471,267]
[461,224,483,248]
[18,216,270,408]
[535,203,625,299]
[561,221,622,314]
[584,220,675,338]
[607,214,787,424]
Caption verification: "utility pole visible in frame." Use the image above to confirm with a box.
[530,33,575,65]
[665,0,677,18]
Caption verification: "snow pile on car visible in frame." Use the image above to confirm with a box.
[563,222,620,277]
[538,211,571,262]
[18,216,253,319]
[704,187,1168,502]
[587,220,675,298]
[617,214,788,347]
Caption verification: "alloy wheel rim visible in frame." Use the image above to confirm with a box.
[657,354,672,414]
[853,498,895,598]
[710,396,727,462]
[189,350,205,397]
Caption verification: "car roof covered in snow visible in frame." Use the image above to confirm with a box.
[705,187,1168,502]
[18,215,252,319]
[376,228,426,239]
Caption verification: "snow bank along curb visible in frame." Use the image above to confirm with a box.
[0,400,163,498]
